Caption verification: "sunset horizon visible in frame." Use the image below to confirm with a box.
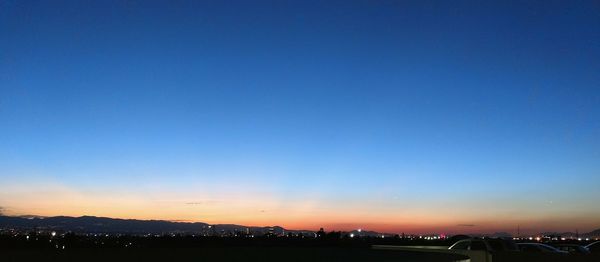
[2,212,599,237]
[2,0,599,251]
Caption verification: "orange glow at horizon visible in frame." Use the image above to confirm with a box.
[1,181,598,235]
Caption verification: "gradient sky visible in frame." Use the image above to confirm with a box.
[1,0,599,235]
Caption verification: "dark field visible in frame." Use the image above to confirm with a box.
[2,234,599,261]
[4,247,600,262]
[2,247,469,262]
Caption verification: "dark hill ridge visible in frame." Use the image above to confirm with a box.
[0,215,209,234]
[0,215,310,235]
[1,215,598,237]
[584,229,600,238]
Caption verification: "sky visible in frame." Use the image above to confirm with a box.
[1,0,599,235]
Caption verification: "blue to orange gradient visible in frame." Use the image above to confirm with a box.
[1,1,599,235]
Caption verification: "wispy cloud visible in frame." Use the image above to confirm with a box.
[185,200,220,205]
[457,224,476,227]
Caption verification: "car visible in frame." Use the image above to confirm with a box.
[586,241,600,253]
[517,243,568,254]
[448,238,519,252]
[552,244,590,254]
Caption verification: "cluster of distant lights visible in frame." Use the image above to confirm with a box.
[349,228,361,238]
[349,228,384,238]
[512,236,595,242]
[422,235,444,240]
[7,228,599,249]
[14,229,452,241]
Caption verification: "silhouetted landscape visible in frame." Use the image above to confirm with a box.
[2,215,600,261]
[2,215,600,239]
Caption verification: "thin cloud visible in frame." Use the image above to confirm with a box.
[185,200,219,205]
[457,224,476,227]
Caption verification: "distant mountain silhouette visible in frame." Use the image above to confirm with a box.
[0,215,310,235]
[541,231,577,237]
[346,229,395,238]
[0,215,209,234]
[488,232,512,238]
[1,215,597,238]
[583,229,600,238]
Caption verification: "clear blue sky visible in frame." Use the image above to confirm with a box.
[1,0,599,234]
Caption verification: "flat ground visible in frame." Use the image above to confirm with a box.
[2,247,468,262]
[3,247,599,262]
